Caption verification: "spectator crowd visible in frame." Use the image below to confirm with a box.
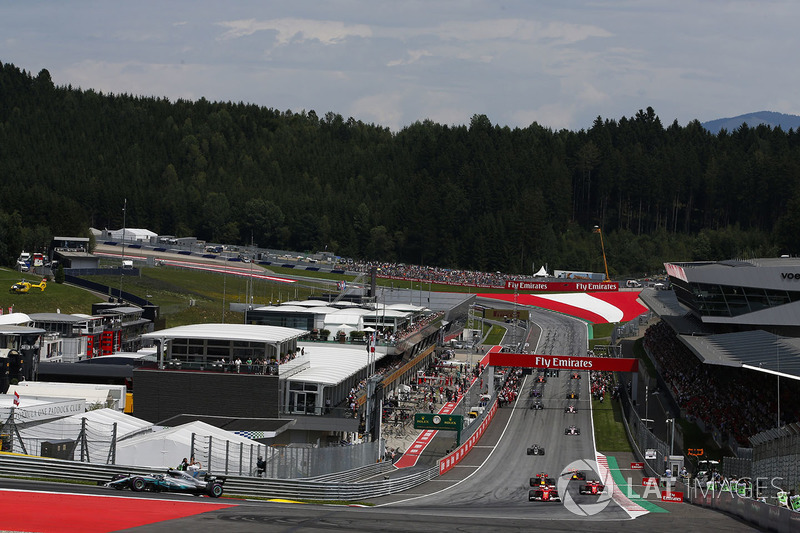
[345,260,525,288]
[643,321,800,446]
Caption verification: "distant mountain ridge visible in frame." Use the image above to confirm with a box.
[702,111,800,134]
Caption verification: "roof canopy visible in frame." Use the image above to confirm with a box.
[142,324,306,344]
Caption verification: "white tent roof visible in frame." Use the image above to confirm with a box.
[8,384,111,406]
[143,324,306,344]
[323,314,364,327]
[534,266,550,277]
[331,308,373,316]
[384,303,425,312]
[109,228,157,241]
[291,344,388,386]
[19,408,151,441]
[0,313,31,326]
[257,306,309,313]
[115,420,266,469]
[373,309,412,318]
[291,300,335,307]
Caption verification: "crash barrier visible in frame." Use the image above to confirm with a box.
[439,400,498,475]
[688,486,800,533]
[723,456,753,480]
[618,388,670,478]
[64,274,154,307]
[0,453,438,500]
[190,436,385,479]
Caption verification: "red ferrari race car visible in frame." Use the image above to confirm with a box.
[564,405,578,414]
[579,480,606,495]
[565,425,581,435]
[530,472,557,487]
[570,372,581,379]
[535,375,547,383]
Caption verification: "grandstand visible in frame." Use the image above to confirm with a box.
[639,258,800,489]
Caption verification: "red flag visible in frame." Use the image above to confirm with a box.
[13,390,20,406]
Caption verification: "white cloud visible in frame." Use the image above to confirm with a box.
[431,18,611,44]
[387,49,432,67]
[216,18,372,46]
[350,91,405,128]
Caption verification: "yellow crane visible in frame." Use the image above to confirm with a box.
[592,226,611,282]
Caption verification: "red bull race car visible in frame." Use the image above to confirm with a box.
[579,480,606,495]
[564,469,586,480]
[531,472,557,487]
[565,425,581,435]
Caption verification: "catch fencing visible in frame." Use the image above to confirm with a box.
[618,386,671,478]
[191,435,385,478]
[0,453,439,500]
[2,411,388,478]
[750,423,800,497]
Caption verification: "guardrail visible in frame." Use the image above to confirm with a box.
[0,453,437,501]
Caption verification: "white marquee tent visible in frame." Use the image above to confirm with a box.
[115,420,267,472]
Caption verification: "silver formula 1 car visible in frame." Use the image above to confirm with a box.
[104,469,225,497]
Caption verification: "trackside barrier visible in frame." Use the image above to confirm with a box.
[688,487,800,533]
[439,400,498,475]
[0,453,439,500]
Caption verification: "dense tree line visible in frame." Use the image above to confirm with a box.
[1,60,798,277]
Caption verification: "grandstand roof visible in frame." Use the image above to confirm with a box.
[142,324,306,344]
[679,330,800,381]
[289,343,388,386]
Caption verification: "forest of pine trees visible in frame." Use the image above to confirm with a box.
[2,60,800,277]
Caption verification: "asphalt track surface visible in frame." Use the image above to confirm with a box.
[0,309,759,532]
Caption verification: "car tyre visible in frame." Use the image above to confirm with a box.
[208,483,224,498]
[131,477,146,492]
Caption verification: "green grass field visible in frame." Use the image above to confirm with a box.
[592,397,634,453]
[484,325,506,345]
[0,268,99,315]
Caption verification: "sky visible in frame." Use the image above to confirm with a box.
[1,0,798,132]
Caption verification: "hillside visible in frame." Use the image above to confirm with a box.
[702,111,800,134]
[2,61,800,276]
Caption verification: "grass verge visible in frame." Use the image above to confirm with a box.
[592,397,634,453]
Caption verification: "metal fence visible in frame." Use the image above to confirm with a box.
[4,414,120,464]
[722,455,753,479]
[3,412,388,478]
[750,423,800,496]
[0,453,438,500]
[64,273,154,307]
[618,386,670,477]
[191,436,385,479]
